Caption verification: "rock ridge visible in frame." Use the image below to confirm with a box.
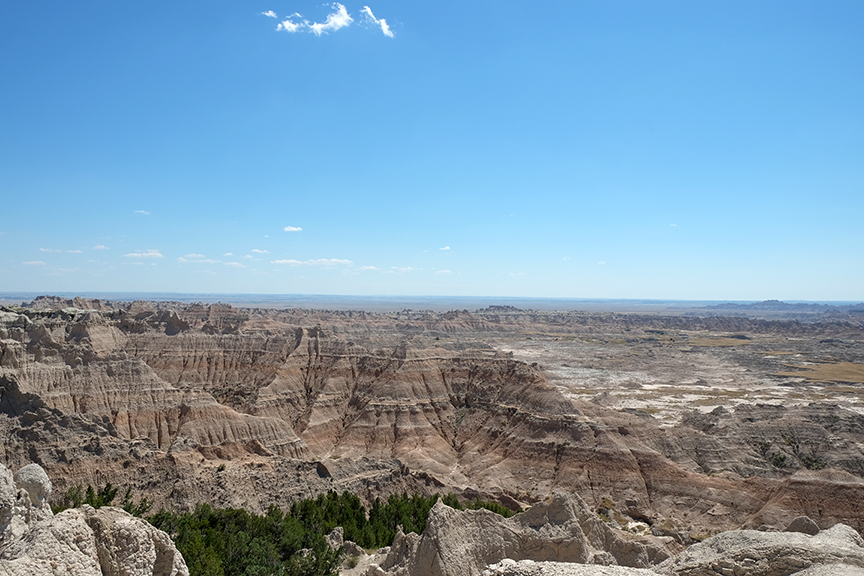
[0,461,188,576]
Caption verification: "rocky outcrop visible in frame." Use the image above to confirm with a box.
[379,493,673,576]
[483,561,655,575]
[373,496,864,576]
[0,462,188,576]
[3,299,864,535]
[655,522,864,575]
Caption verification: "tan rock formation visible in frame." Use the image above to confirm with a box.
[0,462,187,576]
[379,493,673,576]
[655,522,864,576]
[2,299,864,536]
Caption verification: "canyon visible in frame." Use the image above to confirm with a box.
[1,295,864,552]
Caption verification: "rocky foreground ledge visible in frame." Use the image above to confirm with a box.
[358,493,864,576]
[0,463,187,576]
[3,461,864,576]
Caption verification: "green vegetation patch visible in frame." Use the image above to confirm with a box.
[56,486,515,576]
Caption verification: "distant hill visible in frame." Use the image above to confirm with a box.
[698,300,864,322]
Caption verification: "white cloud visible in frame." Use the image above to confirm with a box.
[308,258,352,266]
[284,226,302,232]
[439,246,450,251]
[271,258,353,266]
[598,261,606,265]
[92,244,109,250]
[243,255,254,260]
[134,210,150,215]
[271,5,392,37]
[223,252,233,256]
[124,249,163,258]
[177,254,219,264]
[434,269,452,275]
[361,6,393,37]
[391,266,415,273]
[310,3,353,36]
[251,249,269,253]
[40,248,82,253]
[47,267,78,276]
[359,265,380,271]
[670,223,677,227]
[22,261,45,266]
[277,18,301,32]
[224,262,245,268]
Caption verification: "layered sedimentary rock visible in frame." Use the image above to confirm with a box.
[1,298,864,537]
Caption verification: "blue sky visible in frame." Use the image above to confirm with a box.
[1,1,862,300]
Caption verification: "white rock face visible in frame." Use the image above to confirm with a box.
[484,560,656,575]
[13,463,52,509]
[379,493,671,576]
[372,494,864,576]
[655,523,864,576]
[0,462,188,576]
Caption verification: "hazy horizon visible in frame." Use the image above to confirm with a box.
[2,292,860,315]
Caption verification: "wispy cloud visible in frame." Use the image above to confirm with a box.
[47,267,79,276]
[39,248,82,253]
[271,258,353,266]
[598,261,606,265]
[434,269,452,275]
[271,4,393,37]
[284,226,302,232]
[224,262,245,268]
[223,252,233,256]
[439,246,450,251]
[310,3,353,35]
[177,254,219,264]
[22,261,45,266]
[391,266,415,273]
[277,15,303,32]
[251,249,269,254]
[92,244,109,250]
[359,265,380,271]
[125,249,163,258]
[134,210,150,215]
[361,6,393,37]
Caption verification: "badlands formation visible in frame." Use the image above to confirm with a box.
[2,296,864,573]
